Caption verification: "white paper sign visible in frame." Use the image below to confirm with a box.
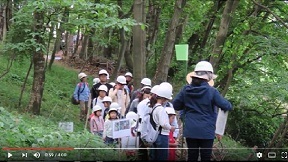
[215,109,228,136]
[59,122,74,132]
[112,119,131,139]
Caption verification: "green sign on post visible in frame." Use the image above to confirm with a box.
[175,44,188,61]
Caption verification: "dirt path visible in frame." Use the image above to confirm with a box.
[49,50,111,77]
[53,60,80,73]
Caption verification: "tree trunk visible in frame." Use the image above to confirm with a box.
[5,0,12,32]
[72,25,81,57]
[146,0,161,63]
[153,0,186,84]
[44,24,53,71]
[209,0,239,72]
[48,24,61,71]
[87,32,95,63]
[132,0,146,89]
[0,0,12,41]
[187,0,225,66]
[79,35,89,60]
[63,7,69,57]
[63,31,69,57]
[19,59,33,107]
[124,38,133,72]
[103,45,113,58]
[0,4,4,41]
[263,116,288,160]
[110,28,127,81]
[27,10,45,115]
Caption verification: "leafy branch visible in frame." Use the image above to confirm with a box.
[252,0,288,29]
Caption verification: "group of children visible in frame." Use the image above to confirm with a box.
[73,69,179,161]
[74,61,232,161]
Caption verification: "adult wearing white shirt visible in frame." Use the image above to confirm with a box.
[108,75,130,118]
[136,85,159,161]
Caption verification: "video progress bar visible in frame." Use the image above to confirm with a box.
[2,147,74,151]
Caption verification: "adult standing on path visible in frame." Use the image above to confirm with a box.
[108,75,130,118]
[73,72,90,121]
[172,61,233,161]
[91,69,113,108]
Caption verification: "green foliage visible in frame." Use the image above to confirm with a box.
[0,57,80,125]
[2,0,138,61]
[226,58,286,147]
[0,107,126,161]
[219,135,258,161]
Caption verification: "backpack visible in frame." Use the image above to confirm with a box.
[71,83,86,105]
[140,105,162,146]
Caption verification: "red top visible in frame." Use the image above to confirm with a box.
[169,131,176,161]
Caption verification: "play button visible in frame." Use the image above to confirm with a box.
[8,152,12,158]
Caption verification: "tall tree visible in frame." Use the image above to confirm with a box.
[48,7,69,70]
[79,34,89,59]
[209,0,239,73]
[27,9,46,115]
[0,0,12,42]
[132,0,146,89]
[153,0,186,84]
[110,0,129,81]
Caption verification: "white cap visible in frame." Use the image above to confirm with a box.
[125,72,133,78]
[150,85,160,94]
[141,78,152,86]
[109,82,116,87]
[160,82,173,99]
[78,73,87,80]
[107,73,110,80]
[110,102,121,109]
[98,85,108,92]
[154,85,173,100]
[93,78,100,85]
[116,75,127,84]
[126,111,138,120]
[102,96,112,103]
[109,102,121,114]
[92,105,102,112]
[99,69,108,76]
[160,82,173,91]
[166,107,176,115]
[108,107,118,114]
[141,86,151,91]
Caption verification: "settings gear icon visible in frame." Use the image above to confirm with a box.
[256,152,263,158]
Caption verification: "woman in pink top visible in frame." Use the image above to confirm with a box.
[90,105,104,137]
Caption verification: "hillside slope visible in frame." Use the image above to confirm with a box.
[0,57,257,161]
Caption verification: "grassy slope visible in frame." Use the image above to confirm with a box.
[0,57,256,161]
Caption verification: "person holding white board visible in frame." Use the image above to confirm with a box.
[172,61,232,161]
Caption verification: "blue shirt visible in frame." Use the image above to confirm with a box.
[172,82,232,139]
[73,82,90,101]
